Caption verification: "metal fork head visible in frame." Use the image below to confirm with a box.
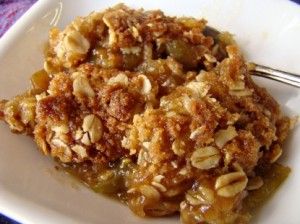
[203,26,300,88]
[249,64,300,88]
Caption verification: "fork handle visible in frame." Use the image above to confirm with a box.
[250,63,300,88]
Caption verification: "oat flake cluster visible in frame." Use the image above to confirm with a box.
[0,4,292,224]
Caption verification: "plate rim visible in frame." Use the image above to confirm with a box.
[0,1,300,224]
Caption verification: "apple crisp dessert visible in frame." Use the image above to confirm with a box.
[0,4,293,224]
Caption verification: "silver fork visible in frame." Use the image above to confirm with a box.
[204,26,300,88]
[249,64,300,88]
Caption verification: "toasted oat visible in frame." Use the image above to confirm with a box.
[73,75,95,98]
[190,126,206,140]
[268,144,283,163]
[186,186,215,206]
[81,132,91,146]
[137,75,152,95]
[139,185,161,201]
[75,129,83,140]
[63,30,90,55]
[191,146,221,170]
[186,81,210,98]
[215,126,238,148]
[171,139,186,156]
[151,181,167,192]
[107,73,129,86]
[82,114,103,144]
[215,171,248,197]
[71,144,88,160]
[204,54,217,63]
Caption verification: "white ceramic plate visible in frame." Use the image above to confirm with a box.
[0,0,299,223]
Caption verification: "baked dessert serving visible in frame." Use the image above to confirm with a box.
[0,4,293,224]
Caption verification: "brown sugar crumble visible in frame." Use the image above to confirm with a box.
[0,4,292,224]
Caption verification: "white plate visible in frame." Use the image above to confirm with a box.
[0,0,299,223]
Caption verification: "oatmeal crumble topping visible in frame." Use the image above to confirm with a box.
[0,4,293,224]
